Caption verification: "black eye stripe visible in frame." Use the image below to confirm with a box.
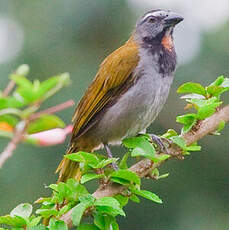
[140,16,157,25]
[148,16,156,22]
[140,16,152,25]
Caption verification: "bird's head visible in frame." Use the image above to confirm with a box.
[134,9,183,50]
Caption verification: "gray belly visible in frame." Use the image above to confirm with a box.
[90,70,174,146]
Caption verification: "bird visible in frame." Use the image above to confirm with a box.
[56,9,183,182]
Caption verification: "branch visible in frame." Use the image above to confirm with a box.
[60,104,229,227]
[0,121,27,168]
[0,100,75,168]
[2,80,15,97]
[29,100,75,121]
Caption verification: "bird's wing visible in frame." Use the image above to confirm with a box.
[72,38,139,138]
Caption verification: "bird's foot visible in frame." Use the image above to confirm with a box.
[104,144,118,170]
[150,134,171,154]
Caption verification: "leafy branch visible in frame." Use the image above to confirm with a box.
[0,65,74,168]
[0,74,228,230]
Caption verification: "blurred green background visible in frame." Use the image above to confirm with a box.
[0,1,229,229]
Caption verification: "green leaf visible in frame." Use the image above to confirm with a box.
[176,114,197,133]
[197,102,221,120]
[50,180,89,203]
[81,173,104,184]
[206,85,225,97]
[65,153,85,163]
[217,120,225,133]
[110,177,130,185]
[133,190,162,204]
[0,215,26,227]
[129,194,140,203]
[95,197,125,217]
[55,182,72,202]
[72,203,90,226]
[162,129,178,139]
[177,82,206,95]
[10,203,32,218]
[72,195,95,226]
[187,97,219,109]
[57,205,71,217]
[65,152,100,168]
[79,194,95,204]
[186,145,201,151]
[93,213,115,230]
[37,77,62,98]
[29,216,42,227]
[41,73,70,100]
[11,75,33,89]
[209,75,225,86]
[111,221,119,230]
[93,213,106,230]
[66,178,89,199]
[123,136,156,160]
[176,114,197,125]
[169,136,186,150]
[95,201,125,217]
[113,194,129,207]
[0,97,25,109]
[27,115,65,134]
[119,153,129,169]
[77,223,100,230]
[110,169,140,185]
[48,218,68,230]
[35,209,58,218]
[157,173,170,179]
[182,122,196,134]
[95,158,117,169]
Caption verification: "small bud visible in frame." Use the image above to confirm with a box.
[16,64,30,76]
[28,125,73,146]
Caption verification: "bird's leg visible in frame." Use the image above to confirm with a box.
[150,134,171,154]
[104,144,118,170]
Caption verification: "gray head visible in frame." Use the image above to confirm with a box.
[134,9,183,45]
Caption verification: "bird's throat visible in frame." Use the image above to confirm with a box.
[161,34,174,52]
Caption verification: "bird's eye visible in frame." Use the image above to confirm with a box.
[148,16,156,23]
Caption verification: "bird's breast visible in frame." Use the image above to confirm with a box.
[90,48,175,146]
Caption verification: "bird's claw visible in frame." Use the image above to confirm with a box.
[104,144,119,170]
[150,134,170,154]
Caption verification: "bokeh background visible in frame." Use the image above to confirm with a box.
[0,1,229,229]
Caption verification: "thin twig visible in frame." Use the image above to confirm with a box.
[2,80,15,97]
[0,121,27,168]
[29,100,75,121]
[60,105,229,227]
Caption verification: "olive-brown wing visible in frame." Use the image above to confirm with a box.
[71,38,139,139]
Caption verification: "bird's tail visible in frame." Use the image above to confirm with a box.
[56,137,95,183]
[56,155,81,183]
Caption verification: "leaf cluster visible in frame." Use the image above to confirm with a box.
[0,64,70,143]
[176,76,229,133]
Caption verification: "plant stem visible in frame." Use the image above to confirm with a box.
[29,100,75,121]
[0,121,27,168]
[2,80,15,97]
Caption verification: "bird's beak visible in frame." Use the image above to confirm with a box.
[164,12,183,27]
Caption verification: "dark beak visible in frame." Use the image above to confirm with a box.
[164,12,184,27]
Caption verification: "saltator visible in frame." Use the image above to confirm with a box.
[57,9,183,182]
